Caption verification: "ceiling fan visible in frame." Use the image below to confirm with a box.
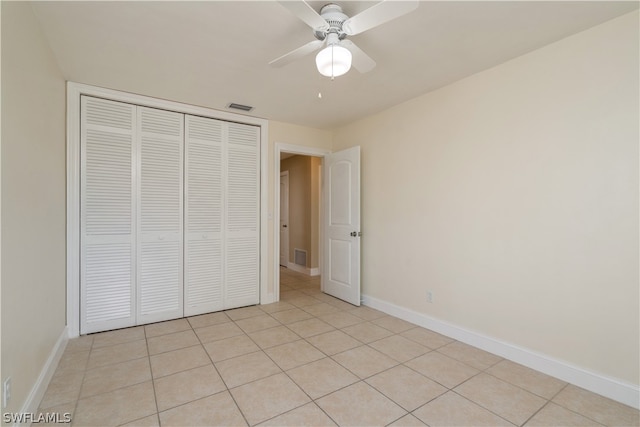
[270,0,419,78]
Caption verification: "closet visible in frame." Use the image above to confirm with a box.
[80,96,260,334]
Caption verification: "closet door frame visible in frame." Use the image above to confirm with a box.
[67,82,269,338]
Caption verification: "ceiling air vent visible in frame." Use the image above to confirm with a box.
[227,103,253,112]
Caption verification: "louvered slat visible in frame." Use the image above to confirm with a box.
[81,98,261,332]
[81,96,136,334]
[185,239,223,314]
[228,122,259,148]
[85,97,133,130]
[140,107,183,137]
[226,236,259,304]
[227,147,259,231]
[225,122,260,308]
[184,115,224,315]
[84,243,132,323]
[140,136,182,233]
[85,130,132,235]
[187,143,223,232]
[139,241,182,315]
[188,116,224,143]
[137,107,184,324]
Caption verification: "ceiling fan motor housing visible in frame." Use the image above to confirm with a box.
[314,3,348,41]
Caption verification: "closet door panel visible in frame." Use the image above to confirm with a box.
[137,107,184,324]
[81,96,136,334]
[80,94,263,334]
[225,123,260,308]
[184,116,224,316]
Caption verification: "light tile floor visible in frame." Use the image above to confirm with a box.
[39,268,639,426]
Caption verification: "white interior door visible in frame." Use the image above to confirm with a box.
[280,171,290,267]
[322,146,361,306]
[184,115,224,316]
[136,106,184,324]
[224,122,261,308]
[80,96,137,334]
[79,93,263,334]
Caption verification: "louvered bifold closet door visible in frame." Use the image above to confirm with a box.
[225,122,260,308]
[184,115,224,316]
[136,107,185,324]
[81,96,136,334]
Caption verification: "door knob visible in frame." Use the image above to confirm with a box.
[283,224,287,228]
[350,231,357,237]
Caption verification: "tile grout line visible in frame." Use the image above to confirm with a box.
[69,336,94,427]
[144,324,160,426]
[50,270,639,426]
[537,383,608,427]
[194,310,253,427]
[269,287,381,422]
[244,294,323,420]
[229,307,317,425]
[236,290,475,426]
[224,285,363,426]
[447,388,517,426]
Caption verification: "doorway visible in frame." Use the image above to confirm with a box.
[274,143,362,306]
[279,152,322,292]
[274,144,330,300]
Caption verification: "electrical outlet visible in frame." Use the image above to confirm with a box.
[3,377,11,409]
[427,291,433,303]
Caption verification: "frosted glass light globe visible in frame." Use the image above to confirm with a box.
[316,45,352,77]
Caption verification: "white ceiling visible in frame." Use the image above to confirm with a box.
[31,1,638,129]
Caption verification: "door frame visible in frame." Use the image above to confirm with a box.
[66,82,269,338]
[279,171,290,267]
[274,143,331,300]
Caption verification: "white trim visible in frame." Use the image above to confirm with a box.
[67,82,270,336]
[285,263,319,277]
[279,170,290,270]
[259,123,270,305]
[362,294,640,410]
[287,262,310,275]
[274,143,331,302]
[66,85,81,338]
[317,164,323,286]
[16,327,69,426]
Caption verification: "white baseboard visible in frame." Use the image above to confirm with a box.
[286,263,319,277]
[362,294,640,410]
[286,263,307,274]
[16,326,69,426]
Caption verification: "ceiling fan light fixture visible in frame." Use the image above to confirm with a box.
[315,44,352,77]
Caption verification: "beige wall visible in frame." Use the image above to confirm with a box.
[1,1,67,417]
[333,11,639,385]
[280,155,321,269]
[281,155,311,266]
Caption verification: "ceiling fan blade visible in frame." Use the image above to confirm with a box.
[342,0,419,36]
[340,40,376,73]
[269,39,325,68]
[278,0,329,32]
